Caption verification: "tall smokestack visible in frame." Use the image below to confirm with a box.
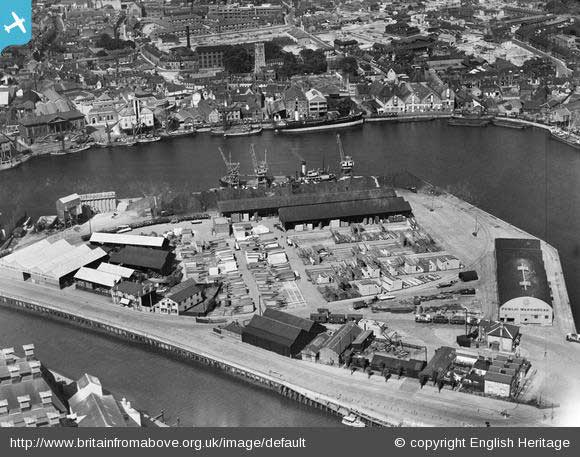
[186,26,191,49]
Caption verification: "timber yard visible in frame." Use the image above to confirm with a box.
[0,149,578,427]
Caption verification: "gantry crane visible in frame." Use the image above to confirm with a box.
[218,146,240,187]
[336,133,354,175]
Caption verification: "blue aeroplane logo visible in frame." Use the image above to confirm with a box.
[0,1,32,53]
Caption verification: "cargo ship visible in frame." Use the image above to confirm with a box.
[491,118,529,129]
[223,125,263,138]
[276,113,364,133]
[448,115,492,127]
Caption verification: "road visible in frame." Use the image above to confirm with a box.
[0,276,556,427]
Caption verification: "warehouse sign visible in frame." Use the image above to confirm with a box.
[0,1,31,54]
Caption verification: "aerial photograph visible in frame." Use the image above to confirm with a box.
[0,0,580,435]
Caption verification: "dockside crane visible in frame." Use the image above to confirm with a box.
[249,143,269,185]
[218,146,240,187]
[337,133,354,175]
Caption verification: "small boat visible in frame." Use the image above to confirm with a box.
[341,414,366,428]
[377,294,395,300]
[210,127,226,136]
[68,144,93,153]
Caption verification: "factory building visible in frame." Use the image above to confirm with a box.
[483,355,528,398]
[242,309,325,357]
[495,238,553,325]
[0,239,107,288]
[418,346,456,384]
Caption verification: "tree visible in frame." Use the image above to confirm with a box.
[339,56,359,77]
[299,49,327,74]
[223,45,253,74]
[264,41,283,60]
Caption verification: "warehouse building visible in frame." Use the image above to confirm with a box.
[0,239,107,288]
[495,238,553,325]
[217,188,398,218]
[74,267,122,294]
[319,322,362,365]
[278,197,412,230]
[108,246,173,275]
[483,355,527,398]
[242,309,325,357]
[89,232,168,250]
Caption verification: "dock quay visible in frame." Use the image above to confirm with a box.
[0,291,390,427]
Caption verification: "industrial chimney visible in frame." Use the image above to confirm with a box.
[186,26,191,49]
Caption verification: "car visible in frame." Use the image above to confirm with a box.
[433,314,450,324]
[415,314,432,323]
[566,333,580,343]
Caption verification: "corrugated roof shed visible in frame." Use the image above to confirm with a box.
[90,232,167,249]
[278,197,412,224]
[419,346,456,380]
[97,263,135,278]
[74,267,121,288]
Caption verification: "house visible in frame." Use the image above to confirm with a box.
[305,88,327,117]
[300,333,331,362]
[479,320,521,352]
[111,281,156,311]
[154,278,208,316]
[118,103,154,131]
[381,275,403,291]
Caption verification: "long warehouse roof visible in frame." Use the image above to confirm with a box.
[74,267,121,288]
[217,188,398,214]
[278,197,412,224]
[90,232,166,248]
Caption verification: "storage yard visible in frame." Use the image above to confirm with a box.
[0,181,578,426]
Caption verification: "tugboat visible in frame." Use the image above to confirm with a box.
[223,125,263,137]
[341,413,366,428]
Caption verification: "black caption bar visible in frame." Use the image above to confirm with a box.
[1,428,578,457]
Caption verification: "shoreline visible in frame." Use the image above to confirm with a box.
[1,115,570,173]
[0,293,389,427]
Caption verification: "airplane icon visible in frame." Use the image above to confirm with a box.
[4,12,26,34]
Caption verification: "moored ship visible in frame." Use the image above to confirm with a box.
[549,128,580,149]
[491,118,529,129]
[448,114,492,127]
[276,113,364,133]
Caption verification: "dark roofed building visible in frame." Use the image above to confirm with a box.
[242,315,314,357]
[19,110,86,145]
[370,353,426,378]
[262,308,325,334]
[278,197,412,229]
[419,346,456,383]
[495,238,553,326]
[217,188,398,217]
[242,309,325,357]
[109,246,172,275]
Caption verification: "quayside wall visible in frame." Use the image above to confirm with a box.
[0,293,393,427]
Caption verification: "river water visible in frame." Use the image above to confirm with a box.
[0,120,579,425]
